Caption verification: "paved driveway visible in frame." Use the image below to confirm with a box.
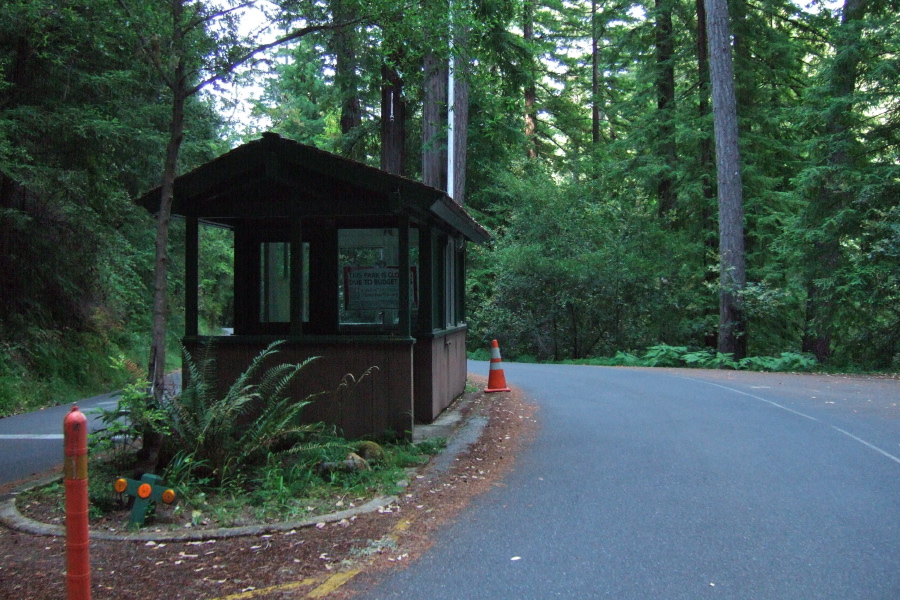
[356,363,900,600]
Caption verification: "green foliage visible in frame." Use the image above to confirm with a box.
[28,427,444,529]
[468,164,709,361]
[562,344,818,372]
[0,335,136,417]
[738,352,819,373]
[413,437,447,456]
[89,372,169,462]
[0,0,227,414]
[642,345,689,367]
[198,226,235,335]
[467,348,492,362]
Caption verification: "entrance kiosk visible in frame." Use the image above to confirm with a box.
[140,133,490,439]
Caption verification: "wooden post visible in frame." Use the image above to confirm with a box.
[398,215,411,338]
[417,227,433,333]
[185,212,199,337]
[290,217,304,336]
[458,239,467,327]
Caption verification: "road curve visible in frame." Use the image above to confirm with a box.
[356,362,900,600]
[0,373,181,488]
[0,391,119,487]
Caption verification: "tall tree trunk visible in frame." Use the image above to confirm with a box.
[696,0,717,348]
[696,0,714,204]
[142,20,188,472]
[380,63,405,175]
[523,0,537,158]
[331,0,362,157]
[801,0,867,362]
[591,0,600,146]
[705,0,747,359]
[422,51,447,189]
[655,0,677,216]
[451,69,469,203]
[451,19,470,205]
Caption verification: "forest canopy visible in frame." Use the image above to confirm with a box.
[1,0,897,413]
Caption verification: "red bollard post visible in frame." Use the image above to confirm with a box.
[64,405,91,600]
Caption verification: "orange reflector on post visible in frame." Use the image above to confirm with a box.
[137,483,152,499]
[161,489,176,505]
[485,340,511,393]
[114,478,128,494]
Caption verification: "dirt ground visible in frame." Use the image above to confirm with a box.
[0,378,537,600]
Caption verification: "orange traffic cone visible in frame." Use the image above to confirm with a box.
[485,340,511,393]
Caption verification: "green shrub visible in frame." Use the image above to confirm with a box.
[643,345,689,367]
[467,348,491,361]
[739,352,818,372]
[562,344,818,372]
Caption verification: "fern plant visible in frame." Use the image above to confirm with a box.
[162,341,322,485]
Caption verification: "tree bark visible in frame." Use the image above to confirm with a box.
[704,0,747,359]
[380,63,405,175]
[331,0,362,158]
[451,20,470,205]
[696,0,717,347]
[591,0,600,146]
[422,51,447,189]
[141,0,188,471]
[523,0,537,158]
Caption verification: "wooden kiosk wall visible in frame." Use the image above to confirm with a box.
[184,337,414,440]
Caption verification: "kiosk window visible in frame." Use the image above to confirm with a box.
[444,238,459,328]
[260,242,309,323]
[338,228,418,329]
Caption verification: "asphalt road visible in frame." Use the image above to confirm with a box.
[0,373,180,487]
[0,391,119,486]
[357,362,900,600]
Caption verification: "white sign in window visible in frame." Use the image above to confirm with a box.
[343,266,418,310]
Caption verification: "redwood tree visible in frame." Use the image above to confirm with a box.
[704,0,747,359]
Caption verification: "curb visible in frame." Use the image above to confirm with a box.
[0,487,399,541]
